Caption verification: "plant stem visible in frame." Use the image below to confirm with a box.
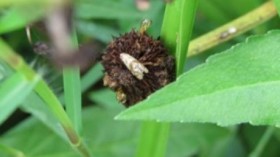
[188,1,277,57]
[249,127,274,157]
[161,0,198,75]
[135,1,198,157]
[135,122,170,157]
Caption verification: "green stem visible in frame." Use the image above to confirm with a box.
[63,30,82,135]
[188,1,277,57]
[161,0,198,75]
[136,122,170,157]
[249,127,274,157]
[135,0,198,157]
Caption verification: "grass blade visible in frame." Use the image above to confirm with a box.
[0,143,24,157]
[62,29,83,135]
[63,67,82,135]
[0,72,39,124]
[0,38,90,157]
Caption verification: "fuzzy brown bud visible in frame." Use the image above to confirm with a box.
[102,30,175,107]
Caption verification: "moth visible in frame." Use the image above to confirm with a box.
[119,53,149,80]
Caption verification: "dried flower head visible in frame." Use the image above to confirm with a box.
[102,19,175,107]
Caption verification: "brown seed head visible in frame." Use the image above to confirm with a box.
[102,30,175,107]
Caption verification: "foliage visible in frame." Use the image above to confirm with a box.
[1,0,280,157]
[117,30,280,127]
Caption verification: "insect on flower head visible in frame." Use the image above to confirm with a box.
[102,19,175,107]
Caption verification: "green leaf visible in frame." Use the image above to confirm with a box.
[81,63,103,93]
[0,38,73,130]
[221,0,263,16]
[0,38,90,156]
[1,107,232,157]
[0,143,24,157]
[167,124,233,157]
[273,0,280,16]
[0,6,47,34]
[21,91,68,140]
[117,0,164,36]
[1,118,77,157]
[197,1,230,24]
[0,72,38,124]
[0,63,6,83]
[116,30,280,126]
[76,20,119,43]
[62,29,83,135]
[88,88,124,110]
[0,0,61,7]
[1,108,138,157]
[63,68,82,135]
[76,0,144,20]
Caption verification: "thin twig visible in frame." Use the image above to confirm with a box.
[188,1,277,57]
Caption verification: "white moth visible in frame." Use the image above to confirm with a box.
[120,53,149,80]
